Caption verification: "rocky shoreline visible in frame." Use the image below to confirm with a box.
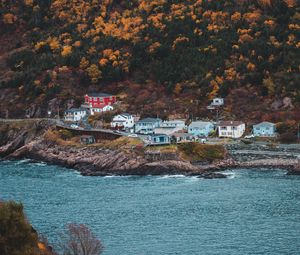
[0,119,300,178]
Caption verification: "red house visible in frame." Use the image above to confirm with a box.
[83,93,117,115]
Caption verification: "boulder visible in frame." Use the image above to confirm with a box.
[199,172,227,179]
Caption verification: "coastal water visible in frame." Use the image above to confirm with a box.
[0,160,300,255]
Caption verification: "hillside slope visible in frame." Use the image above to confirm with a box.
[0,0,299,122]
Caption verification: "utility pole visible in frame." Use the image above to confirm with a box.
[57,106,59,119]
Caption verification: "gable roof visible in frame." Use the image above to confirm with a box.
[113,113,132,120]
[253,121,275,127]
[218,121,244,127]
[162,120,185,124]
[120,113,131,117]
[150,134,170,138]
[86,92,114,97]
[189,121,213,128]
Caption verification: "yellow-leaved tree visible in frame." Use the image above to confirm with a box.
[86,64,102,83]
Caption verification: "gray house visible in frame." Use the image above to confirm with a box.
[135,118,162,134]
[188,121,214,137]
[253,122,276,137]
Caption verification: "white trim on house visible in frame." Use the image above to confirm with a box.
[111,113,134,129]
[218,121,245,138]
[64,108,87,122]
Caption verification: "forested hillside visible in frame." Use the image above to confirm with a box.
[0,0,299,121]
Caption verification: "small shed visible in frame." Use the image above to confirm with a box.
[148,134,171,145]
[171,133,197,143]
[80,135,95,145]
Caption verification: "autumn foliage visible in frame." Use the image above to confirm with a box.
[0,0,299,119]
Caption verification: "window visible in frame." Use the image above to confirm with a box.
[221,127,227,130]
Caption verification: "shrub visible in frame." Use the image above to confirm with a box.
[58,129,73,140]
[0,201,39,255]
[279,132,297,144]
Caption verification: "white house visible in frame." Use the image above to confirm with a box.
[218,121,245,138]
[111,113,134,129]
[154,120,186,135]
[64,108,87,122]
[211,97,224,106]
[89,105,114,115]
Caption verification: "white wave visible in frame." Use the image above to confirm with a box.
[103,175,118,178]
[220,170,238,179]
[160,174,187,179]
[15,159,32,165]
[32,162,47,167]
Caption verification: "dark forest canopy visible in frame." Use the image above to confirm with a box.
[0,0,299,119]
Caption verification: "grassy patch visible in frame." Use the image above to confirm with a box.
[99,136,143,149]
[178,143,226,162]
[145,144,178,154]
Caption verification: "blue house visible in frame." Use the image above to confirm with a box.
[253,122,276,137]
[148,134,170,145]
[188,121,214,137]
[135,118,162,134]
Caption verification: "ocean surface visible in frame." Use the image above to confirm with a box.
[0,160,300,255]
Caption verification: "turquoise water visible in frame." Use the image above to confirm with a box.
[0,160,300,255]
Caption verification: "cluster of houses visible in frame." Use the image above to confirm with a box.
[64,93,277,145]
[64,93,116,121]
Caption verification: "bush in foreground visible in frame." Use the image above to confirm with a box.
[0,201,39,255]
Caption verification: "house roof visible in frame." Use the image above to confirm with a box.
[162,120,185,124]
[155,127,179,130]
[253,121,275,127]
[138,117,162,123]
[86,92,114,97]
[189,121,213,128]
[150,134,170,137]
[172,132,193,138]
[218,121,244,127]
[118,113,132,118]
[121,113,131,116]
